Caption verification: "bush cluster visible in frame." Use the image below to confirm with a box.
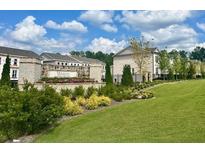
[74,94,112,110]
[0,84,64,141]
[64,97,83,116]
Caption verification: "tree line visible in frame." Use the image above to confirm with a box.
[70,50,114,66]
[159,49,205,80]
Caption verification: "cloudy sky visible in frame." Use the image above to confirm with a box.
[0,10,205,54]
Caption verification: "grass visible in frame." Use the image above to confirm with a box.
[35,80,205,143]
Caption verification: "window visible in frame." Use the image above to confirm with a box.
[14,59,18,66]
[156,68,159,75]
[155,55,159,63]
[57,62,60,65]
[61,62,64,66]
[12,70,17,79]
[0,57,1,65]
[65,63,67,66]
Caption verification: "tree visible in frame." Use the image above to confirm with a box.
[172,52,182,80]
[130,37,152,82]
[180,56,189,79]
[0,55,11,86]
[188,61,196,79]
[168,65,175,80]
[190,46,205,61]
[179,50,188,59]
[105,63,113,85]
[121,65,133,86]
[159,50,169,80]
[200,62,205,78]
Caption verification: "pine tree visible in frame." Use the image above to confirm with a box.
[121,65,133,86]
[1,55,11,86]
[105,63,113,85]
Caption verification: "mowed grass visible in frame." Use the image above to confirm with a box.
[35,80,205,143]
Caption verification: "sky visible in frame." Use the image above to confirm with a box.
[0,10,205,54]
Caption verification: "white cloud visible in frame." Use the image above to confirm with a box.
[45,20,87,33]
[142,24,197,51]
[0,16,83,53]
[10,16,47,42]
[119,10,191,31]
[79,10,113,25]
[79,10,117,33]
[197,22,205,32]
[87,37,127,53]
[101,24,117,33]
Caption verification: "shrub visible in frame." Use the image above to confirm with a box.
[111,92,123,102]
[85,86,97,98]
[60,88,73,98]
[0,86,27,140]
[75,96,86,106]
[20,85,64,134]
[121,65,133,86]
[121,88,133,100]
[98,95,112,106]
[131,91,154,99]
[97,84,117,97]
[73,86,85,98]
[64,97,83,116]
[85,95,99,110]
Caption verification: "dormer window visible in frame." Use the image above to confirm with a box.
[14,59,17,66]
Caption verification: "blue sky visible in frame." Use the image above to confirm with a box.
[0,10,205,54]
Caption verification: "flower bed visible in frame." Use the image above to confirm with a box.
[38,77,96,83]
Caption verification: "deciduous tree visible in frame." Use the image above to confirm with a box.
[130,37,152,82]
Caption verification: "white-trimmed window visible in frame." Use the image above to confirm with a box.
[12,70,17,79]
[14,59,18,66]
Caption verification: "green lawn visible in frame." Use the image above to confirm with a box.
[35,80,205,143]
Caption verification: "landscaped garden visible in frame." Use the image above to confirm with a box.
[0,79,159,143]
[35,80,205,142]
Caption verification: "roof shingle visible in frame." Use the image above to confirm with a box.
[0,46,40,59]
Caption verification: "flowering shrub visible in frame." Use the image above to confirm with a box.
[85,95,99,110]
[98,95,112,106]
[64,97,83,116]
[75,96,86,106]
[131,91,154,99]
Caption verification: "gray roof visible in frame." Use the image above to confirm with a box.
[113,46,158,57]
[41,53,78,63]
[71,55,105,65]
[0,46,40,59]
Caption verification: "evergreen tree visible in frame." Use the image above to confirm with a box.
[121,65,133,86]
[105,63,113,85]
[1,55,11,86]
